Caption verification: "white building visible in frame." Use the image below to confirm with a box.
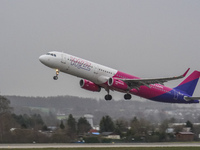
[84,114,94,128]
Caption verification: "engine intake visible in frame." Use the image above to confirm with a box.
[108,78,128,90]
[80,79,101,92]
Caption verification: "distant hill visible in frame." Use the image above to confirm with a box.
[5,95,200,124]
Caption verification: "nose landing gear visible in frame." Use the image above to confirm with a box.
[53,69,59,80]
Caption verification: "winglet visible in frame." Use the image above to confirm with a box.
[183,68,190,77]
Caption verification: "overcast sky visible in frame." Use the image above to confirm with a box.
[1,0,200,100]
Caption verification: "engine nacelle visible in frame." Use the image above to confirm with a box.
[108,78,128,90]
[80,79,101,92]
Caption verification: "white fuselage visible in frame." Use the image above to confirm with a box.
[39,51,117,85]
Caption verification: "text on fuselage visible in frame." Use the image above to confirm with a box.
[70,56,91,71]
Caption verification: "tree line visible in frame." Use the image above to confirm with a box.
[1,95,200,143]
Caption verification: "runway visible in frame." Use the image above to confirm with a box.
[0,143,200,149]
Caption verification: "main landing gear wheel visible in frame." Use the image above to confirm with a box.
[53,69,59,80]
[105,94,112,101]
[124,93,132,100]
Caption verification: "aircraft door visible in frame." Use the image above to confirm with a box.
[173,90,178,100]
[61,53,70,71]
[61,54,66,64]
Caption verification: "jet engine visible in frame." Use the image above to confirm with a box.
[108,78,128,90]
[80,79,101,92]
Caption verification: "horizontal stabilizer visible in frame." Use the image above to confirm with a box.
[184,96,200,101]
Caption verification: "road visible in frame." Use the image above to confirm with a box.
[0,143,200,149]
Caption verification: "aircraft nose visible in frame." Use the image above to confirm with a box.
[39,55,46,64]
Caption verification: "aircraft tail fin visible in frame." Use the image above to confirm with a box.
[174,70,200,96]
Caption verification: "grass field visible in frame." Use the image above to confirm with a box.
[0,147,200,150]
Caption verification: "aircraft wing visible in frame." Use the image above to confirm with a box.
[120,68,190,89]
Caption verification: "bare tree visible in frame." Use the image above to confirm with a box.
[0,96,13,142]
[0,96,12,114]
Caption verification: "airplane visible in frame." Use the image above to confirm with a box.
[39,51,200,104]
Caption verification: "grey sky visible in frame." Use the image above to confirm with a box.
[1,0,200,99]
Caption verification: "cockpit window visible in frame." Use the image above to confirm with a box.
[46,53,56,57]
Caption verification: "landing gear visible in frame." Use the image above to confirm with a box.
[124,93,132,100]
[53,76,58,80]
[105,94,112,101]
[53,69,59,80]
[105,89,112,101]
